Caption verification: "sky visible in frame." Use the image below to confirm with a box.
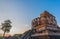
[0,0,60,35]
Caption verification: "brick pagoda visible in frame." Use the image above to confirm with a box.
[30,11,60,39]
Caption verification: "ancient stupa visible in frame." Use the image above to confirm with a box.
[30,11,60,39]
[21,11,60,39]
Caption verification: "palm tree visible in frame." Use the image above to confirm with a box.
[1,20,12,39]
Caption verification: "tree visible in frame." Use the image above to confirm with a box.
[13,34,22,39]
[1,20,12,39]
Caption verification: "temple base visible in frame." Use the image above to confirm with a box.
[29,35,60,39]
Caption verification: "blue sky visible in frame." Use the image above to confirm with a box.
[0,0,60,35]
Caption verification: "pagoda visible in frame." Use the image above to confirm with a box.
[30,11,60,39]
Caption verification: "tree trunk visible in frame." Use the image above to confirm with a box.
[3,31,5,39]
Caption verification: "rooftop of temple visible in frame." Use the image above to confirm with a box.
[40,11,55,18]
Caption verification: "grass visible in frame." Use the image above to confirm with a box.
[0,37,2,39]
